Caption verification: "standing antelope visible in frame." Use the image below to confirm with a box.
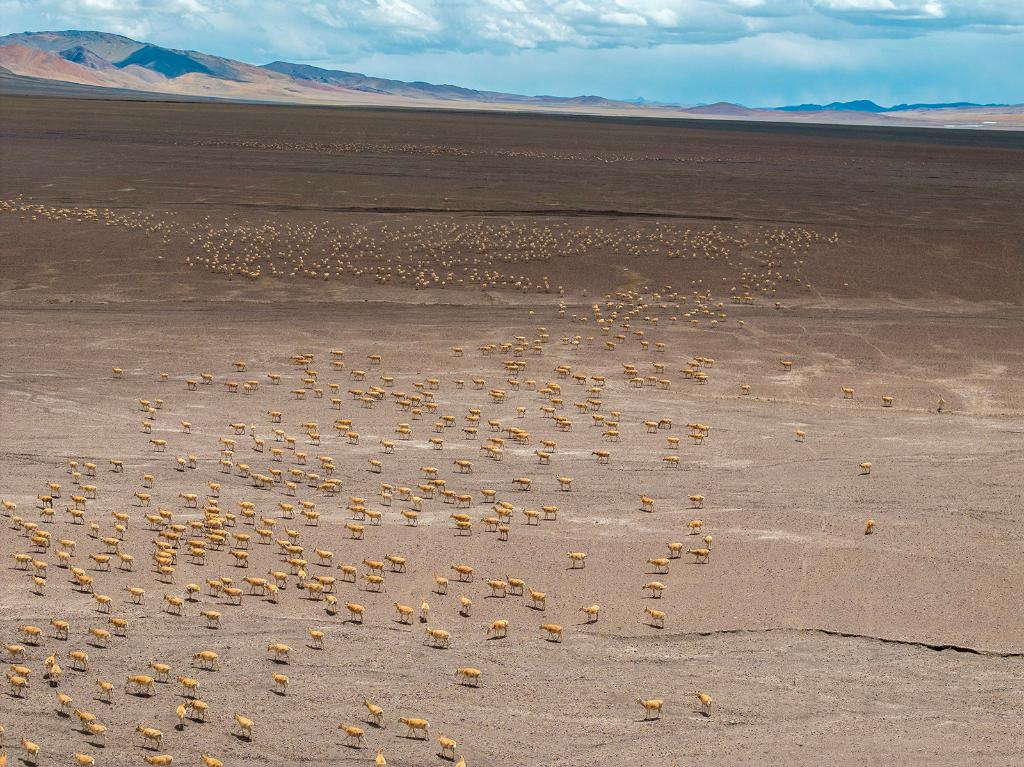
[636,697,663,719]
[695,690,713,715]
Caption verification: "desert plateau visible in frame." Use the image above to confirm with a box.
[1,94,1023,767]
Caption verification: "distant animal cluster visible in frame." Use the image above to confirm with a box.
[192,137,731,165]
[0,197,838,298]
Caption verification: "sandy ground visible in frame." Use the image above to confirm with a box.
[1,96,1023,767]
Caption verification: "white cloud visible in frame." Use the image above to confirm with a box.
[2,0,1022,61]
[599,11,648,27]
[809,0,1022,26]
[8,0,1003,105]
[814,0,898,10]
[371,0,442,33]
[305,3,348,29]
[340,27,1023,106]
[77,0,136,11]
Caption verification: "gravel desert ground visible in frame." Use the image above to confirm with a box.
[1,96,1023,766]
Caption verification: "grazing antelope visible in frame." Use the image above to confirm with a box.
[69,649,90,670]
[425,627,451,648]
[438,734,458,758]
[399,716,430,739]
[233,712,254,738]
[339,723,365,747]
[455,667,482,686]
[451,564,474,582]
[688,548,711,563]
[85,721,107,744]
[528,588,546,610]
[95,678,114,701]
[192,650,219,670]
[487,619,509,638]
[125,674,155,696]
[18,736,39,764]
[267,643,291,662]
[539,623,563,642]
[149,661,171,682]
[177,675,200,698]
[644,606,666,628]
[136,724,164,750]
[363,698,384,726]
[9,675,28,697]
[189,699,209,722]
[643,581,666,598]
[647,557,670,574]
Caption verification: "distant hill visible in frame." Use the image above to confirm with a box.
[0,44,136,88]
[778,100,888,113]
[887,102,1007,111]
[114,44,215,78]
[778,99,1008,113]
[261,60,522,102]
[1,30,143,62]
[687,102,756,116]
[0,62,227,102]
[58,44,113,70]
[1,30,1019,129]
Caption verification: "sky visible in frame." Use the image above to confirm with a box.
[1,1,1022,106]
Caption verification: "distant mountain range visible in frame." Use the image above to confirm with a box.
[1,31,1020,129]
[776,99,1007,113]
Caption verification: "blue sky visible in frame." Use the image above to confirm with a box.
[1,1,1021,106]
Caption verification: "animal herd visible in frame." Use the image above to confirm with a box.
[1,197,837,302]
[0,224,941,765]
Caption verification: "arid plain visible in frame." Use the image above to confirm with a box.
[1,96,1023,766]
